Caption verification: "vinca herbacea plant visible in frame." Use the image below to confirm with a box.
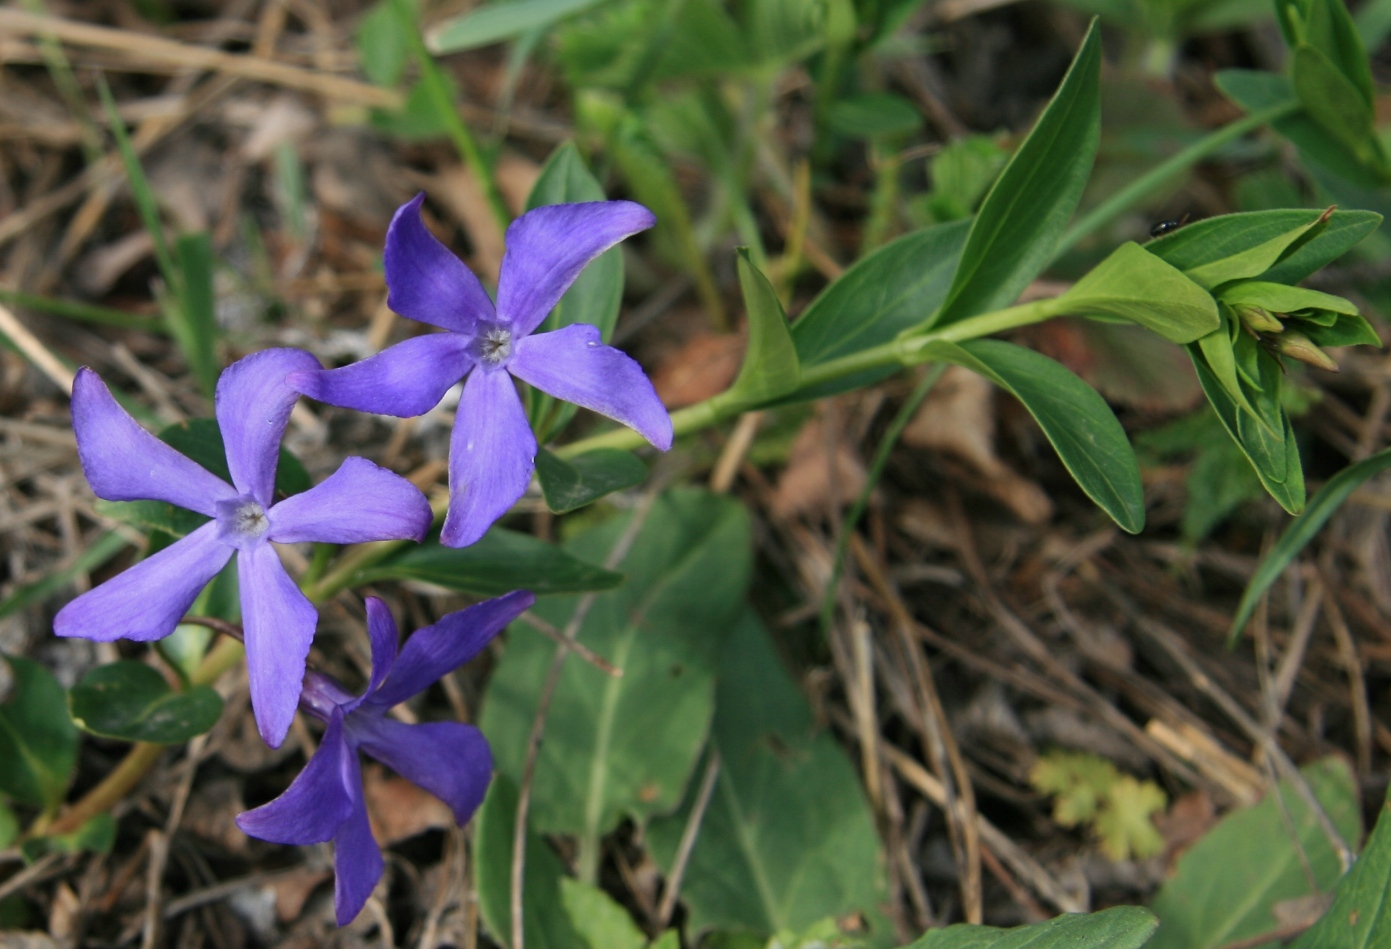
[12,1,1391,944]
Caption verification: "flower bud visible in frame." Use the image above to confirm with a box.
[1232,303,1283,335]
[1273,330,1339,371]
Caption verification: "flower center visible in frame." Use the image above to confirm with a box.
[474,322,513,367]
[216,495,270,549]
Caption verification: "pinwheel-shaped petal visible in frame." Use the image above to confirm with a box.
[55,355,433,747]
[237,591,533,925]
[289,194,672,548]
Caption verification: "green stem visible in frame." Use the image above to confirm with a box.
[819,364,945,638]
[557,298,1056,458]
[396,0,511,235]
[1056,100,1300,257]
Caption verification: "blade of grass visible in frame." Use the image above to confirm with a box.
[0,532,130,622]
[0,289,164,333]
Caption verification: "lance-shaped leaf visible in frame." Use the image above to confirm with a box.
[1147,758,1359,949]
[1183,211,1334,289]
[791,220,969,399]
[903,906,1158,949]
[355,528,624,597]
[1056,242,1219,343]
[69,661,222,744]
[0,656,79,811]
[536,448,647,514]
[724,250,800,408]
[916,339,1145,533]
[1230,445,1391,641]
[1219,280,1358,317]
[1291,45,1388,173]
[1304,312,1383,348]
[927,19,1100,329]
[647,610,883,936]
[481,490,752,879]
[428,0,609,52]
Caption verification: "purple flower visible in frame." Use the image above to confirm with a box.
[236,592,533,925]
[289,195,673,548]
[55,351,433,747]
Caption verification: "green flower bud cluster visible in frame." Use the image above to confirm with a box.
[1219,279,1377,373]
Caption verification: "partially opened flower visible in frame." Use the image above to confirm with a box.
[289,194,673,548]
[237,591,533,925]
[55,352,433,747]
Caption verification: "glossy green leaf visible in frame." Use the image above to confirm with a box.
[68,661,222,744]
[726,250,800,407]
[1305,312,1383,348]
[791,220,968,399]
[1229,445,1391,641]
[1147,758,1359,949]
[1183,215,1328,289]
[0,656,79,811]
[536,448,647,514]
[560,879,646,949]
[172,233,221,398]
[0,531,128,621]
[929,20,1100,329]
[1191,353,1305,514]
[647,610,883,935]
[1147,208,1381,285]
[1057,242,1219,343]
[428,0,609,52]
[483,490,752,880]
[1291,789,1391,949]
[902,906,1158,949]
[474,775,579,949]
[918,339,1145,532]
[358,528,624,596]
[21,813,117,863]
[1219,281,1358,316]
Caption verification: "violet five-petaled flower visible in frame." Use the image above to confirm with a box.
[54,351,433,747]
[288,195,674,548]
[236,591,534,925]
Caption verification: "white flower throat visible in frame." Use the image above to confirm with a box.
[476,324,513,365]
[217,496,270,547]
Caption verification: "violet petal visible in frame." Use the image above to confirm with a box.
[71,367,235,515]
[354,597,399,713]
[287,333,474,418]
[239,543,318,748]
[496,201,655,337]
[331,755,383,927]
[216,348,321,507]
[368,590,534,709]
[266,456,431,545]
[235,710,355,845]
[355,718,493,826]
[510,324,673,450]
[439,370,536,548]
[53,522,232,642]
[385,193,496,333]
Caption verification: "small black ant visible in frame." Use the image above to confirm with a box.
[1149,213,1191,238]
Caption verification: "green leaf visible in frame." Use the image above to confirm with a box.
[1290,788,1391,949]
[825,94,921,140]
[647,610,883,936]
[171,233,221,398]
[1291,45,1387,172]
[1182,215,1329,289]
[473,774,580,949]
[1229,445,1391,641]
[901,906,1157,949]
[1147,757,1360,949]
[560,879,647,949]
[1304,312,1383,348]
[0,531,128,621]
[1057,242,1220,343]
[358,528,625,597]
[427,0,610,52]
[482,490,752,880]
[536,448,647,514]
[791,220,969,399]
[726,250,800,407]
[1095,776,1166,862]
[21,813,117,863]
[928,19,1100,329]
[918,339,1145,532]
[68,661,222,744]
[1191,353,1305,514]
[0,656,79,811]
[0,800,17,849]
[356,0,410,86]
